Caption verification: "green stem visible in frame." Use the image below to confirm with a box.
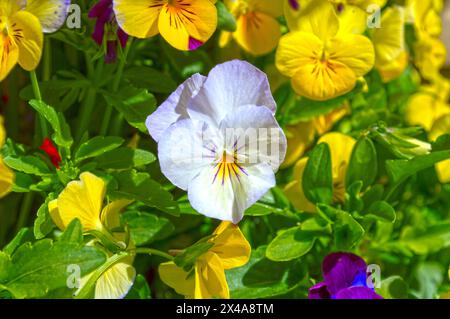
[30,70,48,141]
[16,193,34,232]
[134,247,174,261]
[43,37,52,81]
[100,39,133,136]
[75,252,129,299]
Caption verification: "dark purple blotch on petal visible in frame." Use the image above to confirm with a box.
[289,0,300,11]
[322,252,368,296]
[189,37,204,51]
[335,286,383,300]
[308,282,331,299]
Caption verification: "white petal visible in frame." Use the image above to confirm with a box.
[158,118,220,190]
[187,60,276,127]
[25,0,71,33]
[95,262,136,299]
[188,162,276,224]
[219,105,287,171]
[146,73,206,142]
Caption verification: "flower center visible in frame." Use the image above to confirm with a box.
[212,149,247,185]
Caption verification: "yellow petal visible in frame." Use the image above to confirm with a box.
[24,0,70,33]
[248,0,284,17]
[55,172,105,231]
[95,262,136,299]
[276,31,323,78]
[430,114,450,142]
[100,199,133,230]
[158,0,217,51]
[296,0,339,41]
[9,10,43,71]
[329,34,375,78]
[317,132,356,183]
[0,34,19,82]
[282,121,316,168]
[0,156,14,198]
[113,0,163,38]
[159,261,195,298]
[414,36,446,80]
[0,115,5,147]
[336,4,367,35]
[372,6,405,66]
[284,157,317,212]
[436,160,450,184]
[48,199,65,230]
[194,252,229,299]
[405,93,450,131]
[233,11,281,55]
[313,104,350,135]
[291,59,357,101]
[377,51,409,83]
[210,221,251,270]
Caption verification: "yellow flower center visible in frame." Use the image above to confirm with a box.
[213,149,247,185]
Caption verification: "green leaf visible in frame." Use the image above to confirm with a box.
[123,67,177,94]
[174,237,214,272]
[334,211,364,250]
[412,262,444,299]
[28,100,73,152]
[0,239,106,298]
[104,86,156,133]
[227,246,306,298]
[378,276,408,299]
[75,136,124,163]
[58,219,83,244]
[95,148,156,170]
[266,226,316,261]
[111,170,179,215]
[346,137,377,190]
[386,150,450,183]
[121,211,174,246]
[363,200,396,223]
[4,155,52,176]
[302,143,333,204]
[399,222,450,254]
[125,274,151,299]
[34,197,56,240]
[216,1,237,32]
[3,228,34,256]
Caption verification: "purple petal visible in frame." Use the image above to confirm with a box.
[105,41,118,64]
[288,0,300,11]
[335,287,383,299]
[117,28,129,48]
[308,282,331,299]
[188,37,204,51]
[89,0,112,18]
[322,252,368,296]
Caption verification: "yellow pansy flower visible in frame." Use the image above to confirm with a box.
[371,6,409,83]
[406,0,443,38]
[219,0,283,56]
[276,0,375,101]
[49,172,135,299]
[113,0,218,51]
[0,115,14,198]
[159,221,251,299]
[414,35,446,81]
[282,105,349,168]
[0,0,70,81]
[284,132,356,212]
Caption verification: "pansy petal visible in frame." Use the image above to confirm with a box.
[95,262,136,299]
[233,12,281,56]
[219,105,286,170]
[0,116,6,147]
[276,31,322,78]
[100,199,133,230]
[158,0,217,51]
[0,157,14,198]
[295,0,339,41]
[282,121,316,168]
[372,6,405,66]
[24,0,71,33]
[283,157,316,212]
[188,60,276,126]
[56,172,105,231]
[210,222,251,269]
[329,34,375,78]
[159,261,195,298]
[113,0,163,38]
[308,282,331,299]
[335,286,383,299]
[146,73,206,142]
[158,118,219,190]
[194,252,229,299]
[0,34,19,81]
[248,0,284,17]
[9,10,43,71]
[336,4,367,35]
[188,161,275,223]
[48,199,65,230]
[322,252,368,296]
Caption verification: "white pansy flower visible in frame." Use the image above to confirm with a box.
[146,60,287,223]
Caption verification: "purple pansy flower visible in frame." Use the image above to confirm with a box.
[88,0,128,63]
[309,252,383,299]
